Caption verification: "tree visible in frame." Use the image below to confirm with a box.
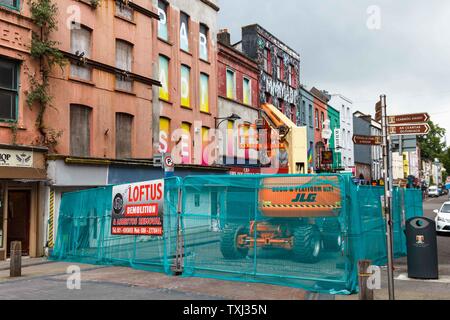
[418,121,446,161]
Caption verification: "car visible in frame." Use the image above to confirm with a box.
[428,186,440,198]
[435,201,450,233]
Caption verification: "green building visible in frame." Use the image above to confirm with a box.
[327,105,342,170]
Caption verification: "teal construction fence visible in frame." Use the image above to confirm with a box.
[51,174,423,294]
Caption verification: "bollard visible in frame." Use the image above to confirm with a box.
[358,260,374,300]
[10,241,22,277]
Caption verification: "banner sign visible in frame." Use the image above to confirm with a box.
[0,148,33,168]
[111,180,164,236]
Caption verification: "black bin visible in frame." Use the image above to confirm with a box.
[405,217,439,279]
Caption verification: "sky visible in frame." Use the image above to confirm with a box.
[218,0,450,146]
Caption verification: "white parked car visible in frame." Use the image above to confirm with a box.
[435,201,450,233]
[428,186,440,198]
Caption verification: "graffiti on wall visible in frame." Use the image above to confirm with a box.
[262,75,298,105]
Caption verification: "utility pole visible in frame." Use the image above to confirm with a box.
[381,94,395,300]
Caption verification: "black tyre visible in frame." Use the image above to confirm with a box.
[321,219,342,252]
[220,225,249,259]
[292,224,321,263]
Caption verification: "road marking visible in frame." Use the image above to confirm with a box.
[396,273,450,284]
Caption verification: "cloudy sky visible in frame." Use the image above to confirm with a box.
[218,0,450,146]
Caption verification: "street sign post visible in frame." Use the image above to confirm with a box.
[163,153,174,178]
[380,95,395,300]
[353,135,382,145]
[388,123,430,136]
[388,113,429,125]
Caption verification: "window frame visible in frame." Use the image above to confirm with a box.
[0,0,20,11]
[242,76,252,106]
[0,57,20,123]
[115,112,134,159]
[157,0,169,41]
[115,39,134,92]
[70,23,93,81]
[226,68,236,100]
[180,64,191,108]
[199,72,210,113]
[179,11,190,53]
[199,23,209,61]
[115,0,135,22]
[69,104,92,158]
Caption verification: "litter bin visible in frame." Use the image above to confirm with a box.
[405,217,439,279]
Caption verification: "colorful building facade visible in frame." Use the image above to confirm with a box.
[156,0,219,165]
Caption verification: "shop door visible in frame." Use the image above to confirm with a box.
[7,191,31,256]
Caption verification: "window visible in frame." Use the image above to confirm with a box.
[0,58,19,122]
[70,24,92,81]
[226,69,235,100]
[115,0,134,21]
[70,105,91,157]
[0,0,19,10]
[180,12,190,52]
[180,64,190,108]
[200,73,209,113]
[263,48,271,74]
[276,56,282,80]
[115,113,133,159]
[290,104,296,123]
[194,194,201,207]
[201,126,210,165]
[288,64,293,86]
[159,117,170,153]
[301,101,306,125]
[157,0,168,41]
[342,129,346,148]
[159,55,170,101]
[243,77,251,105]
[321,112,325,129]
[181,122,191,164]
[199,24,209,61]
[315,109,319,129]
[115,40,133,91]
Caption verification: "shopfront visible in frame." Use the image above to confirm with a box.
[0,145,47,260]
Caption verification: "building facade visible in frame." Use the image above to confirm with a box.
[299,86,315,173]
[0,0,51,259]
[309,88,329,172]
[329,94,354,172]
[327,105,341,171]
[370,118,382,182]
[353,112,372,183]
[156,0,219,166]
[239,24,300,122]
[216,29,259,166]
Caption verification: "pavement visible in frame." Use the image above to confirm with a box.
[0,260,310,300]
[337,195,450,300]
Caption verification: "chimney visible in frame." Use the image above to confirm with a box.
[217,29,231,46]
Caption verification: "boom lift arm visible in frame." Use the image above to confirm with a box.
[259,103,308,174]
